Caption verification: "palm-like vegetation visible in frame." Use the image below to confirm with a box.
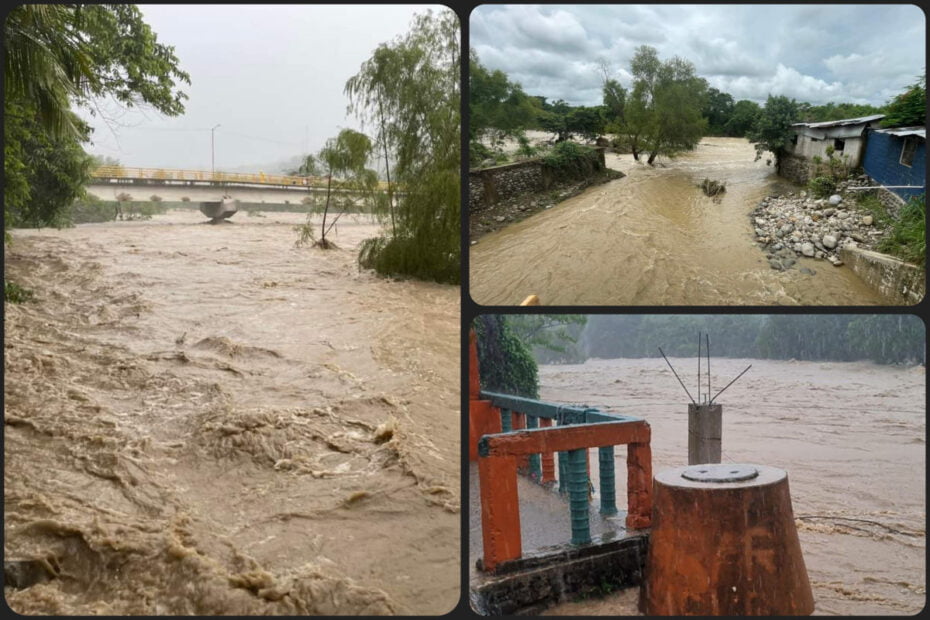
[3,4,94,139]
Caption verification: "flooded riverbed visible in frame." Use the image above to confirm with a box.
[534,357,925,615]
[3,210,459,614]
[469,138,886,306]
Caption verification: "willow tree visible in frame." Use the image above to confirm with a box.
[296,129,375,249]
[346,9,460,284]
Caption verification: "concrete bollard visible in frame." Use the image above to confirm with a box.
[643,463,814,615]
[688,403,722,465]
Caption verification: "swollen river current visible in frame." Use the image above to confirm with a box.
[4,211,459,614]
[469,138,886,306]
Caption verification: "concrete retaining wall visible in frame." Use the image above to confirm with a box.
[468,147,607,212]
[838,246,925,304]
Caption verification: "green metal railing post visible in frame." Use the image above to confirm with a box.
[598,446,618,515]
[558,450,569,494]
[567,448,591,544]
[500,408,512,432]
[526,415,542,481]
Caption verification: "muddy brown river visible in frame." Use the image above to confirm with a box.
[4,210,459,614]
[469,138,887,306]
[529,358,925,615]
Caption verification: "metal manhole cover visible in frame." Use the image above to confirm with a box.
[681,464,759,483]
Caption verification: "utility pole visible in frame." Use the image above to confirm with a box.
[211,124,221,177]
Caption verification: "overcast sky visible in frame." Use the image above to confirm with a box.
[470,4,925,108]
[80,5,440,171]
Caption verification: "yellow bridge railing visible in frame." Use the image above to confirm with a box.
[90,166,390,190]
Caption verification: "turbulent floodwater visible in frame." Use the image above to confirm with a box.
[3,210,459,614]
[469,138,887,306]
[533,357,925,615]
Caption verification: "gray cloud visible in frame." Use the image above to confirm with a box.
[471,4,925,107]
[79,5,446,170]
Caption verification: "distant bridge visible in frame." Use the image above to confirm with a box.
[90,166,389,192]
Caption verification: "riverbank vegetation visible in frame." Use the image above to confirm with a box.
[3,5,189,235]
[474,315,540,399]
[4,4,189,301]
[470,48,916,172]
[347,10,460,284]
[525,315,925,366]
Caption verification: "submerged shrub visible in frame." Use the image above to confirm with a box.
[541,141,601,181]
[4,281,34,303]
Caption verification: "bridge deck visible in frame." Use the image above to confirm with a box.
[90,166,390,190]
[469,459,632,580]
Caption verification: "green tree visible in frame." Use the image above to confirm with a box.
[4,4,189,239]
[467,49,537,145]
[353,9,460,284]
[746,95,800,174]
[345,46,404,235]
[602,78,626,126]
[4,101,94,229]
[299,129,374,249]
[474,315,539,399]
[724,99,761,137]
[881,74,926,128]
[702,87,735,135]
[624,46,708,164]
[566,106,607,142]
[507,315,588,363]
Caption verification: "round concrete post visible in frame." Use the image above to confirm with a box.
[643,464,814,615]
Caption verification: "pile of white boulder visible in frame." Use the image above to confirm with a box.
[750,179,884,272]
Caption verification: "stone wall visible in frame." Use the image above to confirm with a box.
[468,147,607,212]
[779,153,813,184]
[471,535,648,615]
[838,246,925,304]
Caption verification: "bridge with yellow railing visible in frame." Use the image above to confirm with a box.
[90,166,390,191]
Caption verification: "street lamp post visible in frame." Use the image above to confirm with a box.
[211,124,221,177]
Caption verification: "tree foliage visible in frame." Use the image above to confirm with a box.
[3,4,189,239]
[702,87,735,135]
[468,49,537,144]
[881,75,926,128]
[474,316,539,399]
[4,101,94,229]
[507,315,588,363]
[723,99,762,137]
[746,95,800,172]
[297,129,375,249]
[565,315,924,366]
[624,46,708,164]
[350,9,460,284]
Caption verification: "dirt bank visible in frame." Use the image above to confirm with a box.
[534,357,925,615]
[3,210,459,614]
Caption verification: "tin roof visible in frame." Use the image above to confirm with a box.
[873,126,926,138]
[791,114,886,129]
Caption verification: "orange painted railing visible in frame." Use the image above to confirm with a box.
[469,330,653,573]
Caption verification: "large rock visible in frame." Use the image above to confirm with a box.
[862,215,874,226]
[822,234,838,249]
[828,194,843,205]
[800,242,815,257]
